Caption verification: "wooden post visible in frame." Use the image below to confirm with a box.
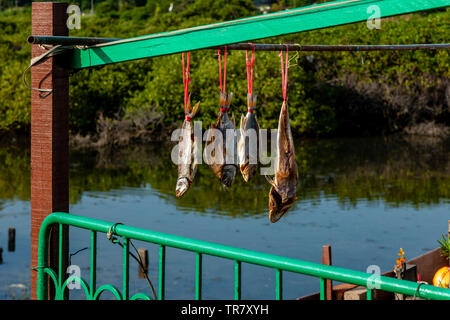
[8,227,15,252]
[322,244,333,300]
[30,2,70,300]
[138,248,149,278]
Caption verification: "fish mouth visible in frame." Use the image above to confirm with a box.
[220,175,233,188]
[175,178,190,198]
[268,186,297,223]
[240,163,250,182]
[240,163,257,183]
[220,165,236,187]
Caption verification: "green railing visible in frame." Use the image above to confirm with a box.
[37,212,450,300]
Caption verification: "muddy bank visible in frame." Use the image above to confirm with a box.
[68,119,450,149]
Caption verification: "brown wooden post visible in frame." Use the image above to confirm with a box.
[322,244,333,300]
[138,248,149,278]
[31,2,69,300]
[8,227,15,252]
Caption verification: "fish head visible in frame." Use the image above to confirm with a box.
[268,186,297,223]
[176,177,190,198]
[240,163,257,183]
[220,164,236,188]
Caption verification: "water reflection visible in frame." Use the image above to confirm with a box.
[0,135,449,215]
[0,135,449,299]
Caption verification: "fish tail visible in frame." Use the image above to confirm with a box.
[189,101,200,119]
[239,114,246,133]
[247,93,257,110]
[219,91,226,107]
[186,93,192,113]
[225,92,233,109]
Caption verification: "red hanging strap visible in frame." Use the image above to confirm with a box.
[246,43,255,96]
[218,47,228,112]
[182,52,191,121]
[279,46,288,102]
[218,47,227,94]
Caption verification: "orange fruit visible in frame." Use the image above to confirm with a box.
[433,266,450,288]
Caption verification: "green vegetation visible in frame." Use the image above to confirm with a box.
[0,7,31,131]
[437,234,450,260]
[0,1,449,141]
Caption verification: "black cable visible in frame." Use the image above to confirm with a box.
[106,223,158,300]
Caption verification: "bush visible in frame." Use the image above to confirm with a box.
[0,3,448,139]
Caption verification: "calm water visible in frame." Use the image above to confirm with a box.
[0,135,449,299]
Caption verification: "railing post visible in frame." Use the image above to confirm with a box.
[367,288,373,300]
[234,261,241,300]
[30,1,70,300]
[90,231,97,299]
[196,253,202,300]
[322,244,333,300]
[320,277,327,300]
[276,269,283,300]
[159,245,166,300]
[123,237,130,300]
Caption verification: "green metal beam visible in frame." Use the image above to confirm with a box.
[68,0,450,70]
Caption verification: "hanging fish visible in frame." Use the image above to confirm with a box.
[176,52,200,198]
[238,93,260,182]
[266,100,298,222]
[205,91,237,188]
[176,97,200,198]
[238,44,260,183]
[205,48,237,188]
[265,48,298,222]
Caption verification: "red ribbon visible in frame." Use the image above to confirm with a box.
[182,52,191,121]
[218,47,227,94]
[246,43,255,96]
[279,46,288,102]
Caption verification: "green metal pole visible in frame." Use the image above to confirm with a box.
[276,269,283,300]
[123,237,129,300]
[90,231,97,299]
[320,278,327,300]
[196,252,202,300]
[159,245,166,300]
[367,288,373,300]
[234,260,241,300]
[37,219,52,300]
[58,223,65,300]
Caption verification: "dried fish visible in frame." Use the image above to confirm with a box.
[205,92,237,188]
[238,93,260,182]
[176,98,200,198]
[266,100,298,222]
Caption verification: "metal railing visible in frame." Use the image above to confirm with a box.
[37,212,450,300]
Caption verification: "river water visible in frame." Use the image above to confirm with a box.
[0,135,449,299]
